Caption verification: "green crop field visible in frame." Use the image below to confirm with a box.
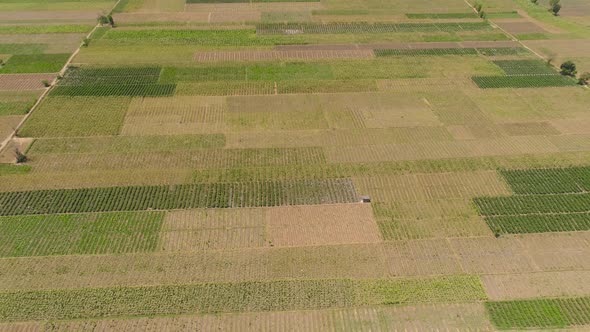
[1,0,590,329]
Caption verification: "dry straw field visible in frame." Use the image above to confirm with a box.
[0,0,590,330]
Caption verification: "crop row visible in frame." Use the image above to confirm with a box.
[375,48,479,57]
[500,166,590,194]
[471,75,576,88]
[256,22,492,35]
[473,192,590,216]
[405,13,478,19]
[59,66,162,86]
[486,297,590,329]
[0,24,92,34]
[493,60,558,76]
[0,275,485,321]
[101,29,283,46]
[0,179,358,216]
[0,212,164,257]
[485,212,590,234]
[50,84,176,97]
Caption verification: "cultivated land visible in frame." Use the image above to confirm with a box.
[0,0,589,330]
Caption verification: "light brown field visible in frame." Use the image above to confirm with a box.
[518,232,590,271]
[195,50,374,62]
[482,270,590,300]
[0,115,22,144]
[265,204,382,247]
[494,20,548,34]
[0,33,86,54]
[0,303,493,332]
[121,96,225,136]
[0,73,54,91]
[0,10,98,21]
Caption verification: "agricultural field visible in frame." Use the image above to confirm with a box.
[0,0,590,330]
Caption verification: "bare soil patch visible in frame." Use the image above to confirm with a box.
[0,11,97,21]
[0,74,54,91]
[482,270,590,300]
[265,203,382,247]
[495,21,547,34]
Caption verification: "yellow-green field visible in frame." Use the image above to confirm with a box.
[1,0,590,330]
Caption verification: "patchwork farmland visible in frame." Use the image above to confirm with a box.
[0,0,590,330]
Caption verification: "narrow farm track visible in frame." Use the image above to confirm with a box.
[0,0,124,155]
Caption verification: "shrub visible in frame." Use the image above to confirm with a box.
[578,72,590,85]
[14,149,27,164]
[531,0,538,4]
[41,80,50,87]
[82,38,90,47]
[97,15,109,25]
[560,60,577,76]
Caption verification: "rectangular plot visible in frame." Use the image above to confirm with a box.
[59,66,162,86]
[486,297,590,329]
[0,276,486,322]
[265,203,382,247]
[500,166,590,194]
[195,50,374,62]
[50,84,176,97]
[518,232,590,271]
[486,213,590,235]
[472,75,577,88]
[492,60,558,76]
[474,193,590,216]
[0,53,69,74]
[0,212,164,257]
[383,239,463,276]
[0,178,359,216]
[256,22,491,34]
[482,271,590,301]
[0,73,54,91]
[448,237,538,274]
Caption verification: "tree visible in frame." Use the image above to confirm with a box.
[107,15,115,27]
[579,72,590,85]
[531,0,538,4]
[474,2,483,13]
[14,149,27,164]
[560,61,577,76]
[97,14,109,25]
[551,3,561,15]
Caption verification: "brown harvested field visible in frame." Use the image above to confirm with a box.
[265,204,382,247]
[494,20,547,34]
[159,208,266,251]
[185,3,323,12]
[0,137,33,163]
[448,237,539,274]
[324,136,570,164]
[209,11,261,23]
[121,96,226,136]
[224,127,452,149]
[0,73,54,91]
[275,40,520,51]
[0,116,22,143]
[549,117,590,135]
[481,270,590,300]
[353,171,510,203]
[0,304,493,332]
[518,232,590,271]
[383,239,464,276]
[114,12,211,23]
[194,50,374,62]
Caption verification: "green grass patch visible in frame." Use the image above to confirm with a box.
[406,13,478,19]
[29,134,226,154]
[0,24,92,34]
[50,84,176,97]
[0,44,45,55]
[471,75,577,88]
[0,178,358,216]
[0,164,31,176]
[312,9,370,15]
[500,167,590,194]
[0,276,485,321]
[486,297,590,329]
[102,29,280,46]
[256,22,492,34]
[476,47,530,56]
[0,212,164,257]
[19,96,131,137]
[0,54,69,73]
[0,101,34,116]
[474,192,590,216]
[486,11,520,19]
[493,60,558,76]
